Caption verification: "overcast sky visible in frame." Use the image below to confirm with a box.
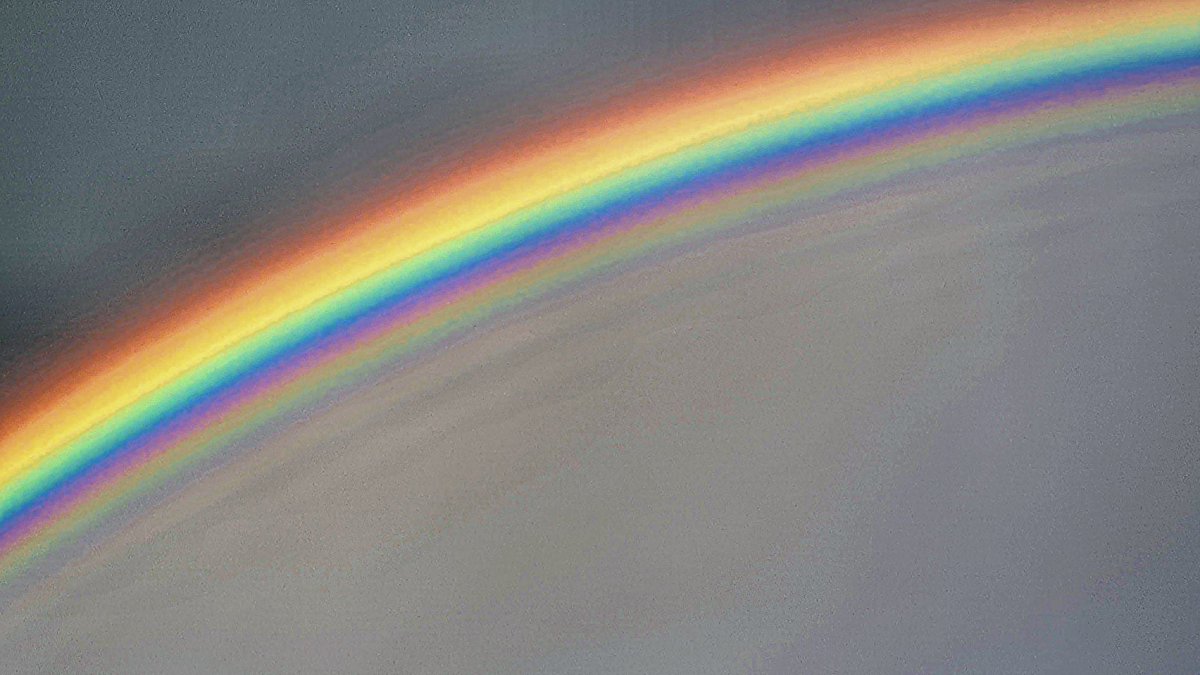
[0,0,918,375]
[1,2,1197,673]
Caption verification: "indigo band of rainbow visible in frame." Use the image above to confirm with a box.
[2,0,1199,589]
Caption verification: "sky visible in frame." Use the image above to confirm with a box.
[0,0,912,376]
[1,1,1198,673]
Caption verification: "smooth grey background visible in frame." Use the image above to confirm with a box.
[1,2,1198,673]
[2,121,1198,673]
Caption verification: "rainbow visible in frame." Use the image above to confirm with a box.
[2,0,1199,592]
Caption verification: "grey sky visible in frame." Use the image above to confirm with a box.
[0,0,909,376]
[1,2,1198,673]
